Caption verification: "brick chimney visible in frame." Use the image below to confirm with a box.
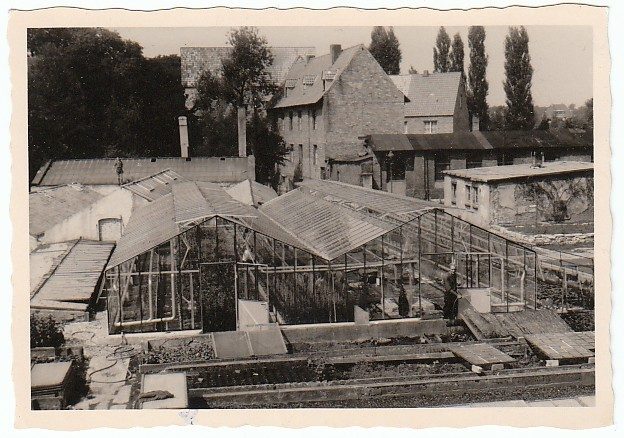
[178,116,189,158]
[423,70,430,77]
[330,44,342,64]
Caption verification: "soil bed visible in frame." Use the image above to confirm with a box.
[560,310,595,332]
[145,339,215,364]
[196,384,594,409]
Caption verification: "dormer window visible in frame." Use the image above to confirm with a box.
[302,75,316,88]
[322,70,336,91]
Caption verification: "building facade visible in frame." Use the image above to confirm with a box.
[442,161,594,227]
[366,129,593,200]
[270,44,406,186]
[390,71,471,135]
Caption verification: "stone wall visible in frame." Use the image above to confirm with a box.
[490,175,594,226]
[324,49,405,160]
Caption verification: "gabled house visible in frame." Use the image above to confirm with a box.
[390,71,471,135]
[269,44,407,186]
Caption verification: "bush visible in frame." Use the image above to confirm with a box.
[30,314,65,348]
[293,162,303,183]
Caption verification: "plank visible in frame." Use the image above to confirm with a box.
[448,343,515,367]
[525,332,595,360]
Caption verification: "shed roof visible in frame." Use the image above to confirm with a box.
[271,45,364,109]
[31,157,252,187]
[30,240,114,309]
[444,160,594,183]
[181,46,315,88]
[259,189,397,261]
[29,185,103,237]
[390,72,461,117]
[366,129,593,153]
[108,181,257,267]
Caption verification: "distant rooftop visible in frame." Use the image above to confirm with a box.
[390,72,462,117]
[271,44,365,109]
[31,157,253,187]
[444,161,594,183]
[181,46,316,88]
[366,129,593,153]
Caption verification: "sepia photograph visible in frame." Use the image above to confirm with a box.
[8,3,614,429]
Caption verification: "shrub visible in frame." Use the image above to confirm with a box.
[30,314,65,348]
[293,162,303,183]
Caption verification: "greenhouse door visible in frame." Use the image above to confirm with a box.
[199,261,236,333]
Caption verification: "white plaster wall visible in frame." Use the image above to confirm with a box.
[41,189,147,244]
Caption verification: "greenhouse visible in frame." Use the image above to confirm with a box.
[104,179,538,334]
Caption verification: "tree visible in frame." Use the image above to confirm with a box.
[220,27,277,157]
[194,27,287,186]
[503,26,535,130]
[27,28,186,180]
[368,26,402,75]
[488,106,508,131]
[248,110,287,189]
[467,26,489,130]
[433,26,452,73]
[449,33,465,75]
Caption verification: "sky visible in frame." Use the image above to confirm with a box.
[113,26,593,107]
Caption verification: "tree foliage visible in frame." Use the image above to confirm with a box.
[368,26,402,75]
[433,27,452,73]
[30,314,65,348]
[488,106,508,131]
[193,27,286,187]
[503,26,535,130]
[449,33,465,75]
[220,27,278,109]
[27,28,186,181]
[467,26,489,130]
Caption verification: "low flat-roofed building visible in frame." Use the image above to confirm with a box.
[442,161,594,228]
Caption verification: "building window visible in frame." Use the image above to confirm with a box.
[424,120,438,134]
[312,110,317,130]
[451,182,457,205]
[466,158,482,169]
[434,154,450,181]
[298,144,303,163]
[313,145,318,165]
[472,186,479,210]
[298,110,302,131]
[465,185,472,208]
[289,144,294,161]
[543,151,560,162]
[404,121,408,134]
[289,112,293,130]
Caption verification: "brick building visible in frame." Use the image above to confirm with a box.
[365,128,593,200]
[390,71,472,135]
[180,46,315,110]
[270,44,406,186]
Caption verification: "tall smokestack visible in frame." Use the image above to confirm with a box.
[330,44,342,64]
[178,116,189,158]
[237,107,247,158]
